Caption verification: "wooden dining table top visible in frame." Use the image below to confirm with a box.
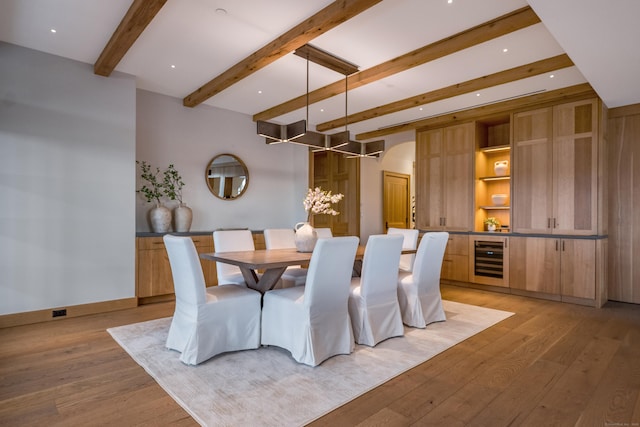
[199,246,367,269]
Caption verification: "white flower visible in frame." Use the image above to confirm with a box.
[303,187,344,222]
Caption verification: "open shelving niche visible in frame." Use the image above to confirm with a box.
[474,116,511,232]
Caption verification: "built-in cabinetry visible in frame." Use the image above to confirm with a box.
[136,234,216,303]
[512,99,599,235]
[415,122,473,231]
[474,117,511,232]
[441,234,469,283]
[419,96,607,307]
[510,236,605,305]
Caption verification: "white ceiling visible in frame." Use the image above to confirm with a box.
[1,0,639,140]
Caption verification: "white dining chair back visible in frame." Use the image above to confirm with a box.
[314,228,333,239]
[397,231,449,328]
[349,234,404,346]
[213,229,254,286]
[260,236,359,366]
[387,227,419,272]
[263,228,307,287]
[163,235,261,365]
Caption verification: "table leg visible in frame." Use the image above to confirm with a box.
[239,266,287,294]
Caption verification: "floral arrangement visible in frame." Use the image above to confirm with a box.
[136,160,164,204]
[484,217,500,227]
[137,161,186,204]
[163,164,185,204]
[303,187,344,222]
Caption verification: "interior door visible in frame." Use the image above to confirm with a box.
[383,171,410,231]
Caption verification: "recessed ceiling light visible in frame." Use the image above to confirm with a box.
[215,8,227,15]
[476,93,481,97]
[50,28,57,33]
[502,48,508,53]
[448,0,453,4]
[419,107,423,111]
[320,109,324,112]
[549,74,555,78]
[258,90,262,94]
[170,64,176,69]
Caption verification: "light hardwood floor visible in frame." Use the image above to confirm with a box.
[1,285,639,426]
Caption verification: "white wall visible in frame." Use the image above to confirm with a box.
[359,131,416,244]
[136,90,309,231]
[0,43,136,315]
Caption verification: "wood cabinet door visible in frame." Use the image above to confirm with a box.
[442,123,473,231]
[552,99,598,235]
[512,108,553,233]
[311,151,360,237]
[415,128,444,230]
[560,238,596,299]
[509,236,560,295]
[415,123,472,231]
[136,239,174,298]
[441,234,469,282]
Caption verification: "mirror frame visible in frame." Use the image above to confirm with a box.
[205,153,249,200]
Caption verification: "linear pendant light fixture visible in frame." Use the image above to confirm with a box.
[257,44,384,158]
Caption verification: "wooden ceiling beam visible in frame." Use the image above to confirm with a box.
[355,83,596,140]
[182,0,383,108]
[94,0,167,77]
[316,54,574,132]
[253,6,541,122]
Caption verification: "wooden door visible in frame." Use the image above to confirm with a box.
[442,122,473,231]
[560,238,596,299]
[509,236,560,295]
[415,128,444,229]
[311,150,360,237]
[512,108,554,233]
[552,99,598,235]
[383,171,410,231]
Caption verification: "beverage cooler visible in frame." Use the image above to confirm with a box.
[468,235,509,287]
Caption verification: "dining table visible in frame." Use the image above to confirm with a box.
[200,245,415,294]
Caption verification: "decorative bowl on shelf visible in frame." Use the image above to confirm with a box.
[491,194,507,206]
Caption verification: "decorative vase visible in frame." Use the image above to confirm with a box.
[173,203,193,232]
[494,160,508,176]
[294,222,318,252]
[487,224,497,232]
[149,203,172,233]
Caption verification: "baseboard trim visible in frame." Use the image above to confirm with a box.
[0,297,138,328]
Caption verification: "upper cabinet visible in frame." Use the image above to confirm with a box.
[416,122,473,231]
[512,98,601,235]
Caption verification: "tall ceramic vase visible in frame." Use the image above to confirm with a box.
[294,222,318,252]
[174,203,193,232]
[149,203,171,233]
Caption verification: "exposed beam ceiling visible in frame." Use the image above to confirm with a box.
[4,0,637,141]
[93,0,167,77]
[253,6,540,122]
[316,54,574,132]
[182,0,383,108]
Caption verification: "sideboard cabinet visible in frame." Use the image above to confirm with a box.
[136,234,216,302]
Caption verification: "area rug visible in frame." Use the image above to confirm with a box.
[108,300,513,426]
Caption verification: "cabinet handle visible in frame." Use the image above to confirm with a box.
[555,240,559,251]
[504,239,508,249]
[443,217,446,226]
[562,240,565,251]
[548,218,551,228]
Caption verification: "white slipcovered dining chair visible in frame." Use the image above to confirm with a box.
[261,236,359,367]
[314,228,333,239]
[348,234,404,346]
[397,231,449,328]
[263,228,307,287]
[387,227,419,272]
[212,229,254,286]
[163,235,261,365]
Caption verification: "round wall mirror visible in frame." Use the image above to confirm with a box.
[205,154,249,200]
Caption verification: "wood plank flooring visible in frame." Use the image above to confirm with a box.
[1,285,639,426]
